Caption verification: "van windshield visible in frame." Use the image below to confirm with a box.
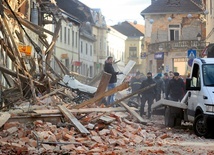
[203,64,214,86]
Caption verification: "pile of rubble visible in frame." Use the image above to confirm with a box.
[0,83,147,154]
[1,105,214,154]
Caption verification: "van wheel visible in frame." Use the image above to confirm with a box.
[165,106,174,127]
[193,114,209,137]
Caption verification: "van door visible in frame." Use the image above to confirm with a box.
[187,63,201,122]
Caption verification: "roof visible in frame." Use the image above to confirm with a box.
[111,21,144,37]
[55,0,94,24]
[141,0,203,16]
[129,22,145,34]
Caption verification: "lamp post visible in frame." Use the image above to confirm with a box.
[196,33,202,41]
[196,32,202,55]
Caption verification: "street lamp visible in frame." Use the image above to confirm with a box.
[196,33,202,41]
[187,14,192,18]
[149,19,154,24]
[158,45,163,51]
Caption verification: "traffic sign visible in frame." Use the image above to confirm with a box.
[187,49,196,59]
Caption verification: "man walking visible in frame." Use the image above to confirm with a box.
[104,56,122,105]
[140,72,156,119]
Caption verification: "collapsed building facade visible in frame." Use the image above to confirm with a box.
[0,0,69,105]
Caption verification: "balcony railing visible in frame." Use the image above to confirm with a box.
[148,40,207,53]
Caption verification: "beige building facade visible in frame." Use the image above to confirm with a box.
[141,1,206,76]
[206,0,214,44]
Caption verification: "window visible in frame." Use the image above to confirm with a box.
[68,29,70,45]
[64,27,66,43]
[89,66,93,77]
[203,64,214,86]
[90,45,92,56]
[81,41,83,53]
[191,64,200,87]
[94,35,96,54]
[65,58,69,69]
[60,28,62,42]
[72,30,74,47]
[100,39,102,50]
[168,25,180,41]
[76,32,78,48]
[129,47,137,58]
[86,43,88,55]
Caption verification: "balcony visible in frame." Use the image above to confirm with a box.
[148,40,207,53]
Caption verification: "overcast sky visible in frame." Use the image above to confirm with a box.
[78,0,151,25]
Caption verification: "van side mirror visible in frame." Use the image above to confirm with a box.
[186,78,201,91]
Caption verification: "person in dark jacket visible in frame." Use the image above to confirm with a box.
[140,72,157,119]
[163,72,170,98]
[104,56,122,105]
[166,72,185,101]
[154,73,164,101]
[129,71,143,105]
[130,71,142,93]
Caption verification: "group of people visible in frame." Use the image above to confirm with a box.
[131,71,185,119]
[104,56,185,119]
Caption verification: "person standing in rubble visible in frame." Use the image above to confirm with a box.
[154,73,164,101]
[166,72,185,101]
[130,71,143,93]
[129,71,143,106]
[104,56,122,105]
[163,72,170,99]
[140,72,157,119]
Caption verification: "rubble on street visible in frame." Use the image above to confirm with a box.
[0,1,214,155]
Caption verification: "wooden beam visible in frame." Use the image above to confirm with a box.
[0,65,44,86]
[72,82,129,109]
[53,55,69,75]
[94,71,111,97]
[119,101,147,125]
[58,105,90,135]
[0,112,11,128]
[4,9,54,36]
[0,39,16,62]
[2,72,14,87]
[2,13,27,71]
[94,71,111,104]
[33,107,136,115]
[15,0,27,12]
[45,19,62,66]
[99,115,116,124]
[38,87,65,100]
